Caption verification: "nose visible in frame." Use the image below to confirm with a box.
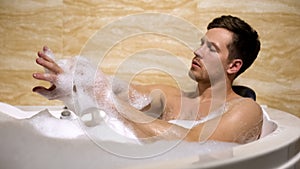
[193,47,203,59]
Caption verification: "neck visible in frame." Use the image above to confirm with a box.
[196,78,234,102]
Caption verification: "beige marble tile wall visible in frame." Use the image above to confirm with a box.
[0,0,299,117]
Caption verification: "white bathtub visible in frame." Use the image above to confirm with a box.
[0,102,299,169]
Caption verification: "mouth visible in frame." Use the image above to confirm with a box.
[191,59,201,68]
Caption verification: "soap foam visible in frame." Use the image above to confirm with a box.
[37,51,151,140]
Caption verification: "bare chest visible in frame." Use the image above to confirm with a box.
[161,96,209,121]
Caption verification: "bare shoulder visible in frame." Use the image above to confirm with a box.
[209,98,263,143]
[228,98,262,117]
[223,98,263,126]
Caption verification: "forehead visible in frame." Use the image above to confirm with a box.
[205,28,233,50]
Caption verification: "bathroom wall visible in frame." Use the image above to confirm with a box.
[0,0,299,117]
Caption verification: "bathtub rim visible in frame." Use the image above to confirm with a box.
[9,105,300,168]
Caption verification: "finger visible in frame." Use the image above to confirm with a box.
[43,46,55,60]
[36,57,63,74]
[32,85,56,92]
[32,72,57,83]
[32,85,56,99]
[43,46,50,52]
[37,51,55,63]
[32,86,48,95]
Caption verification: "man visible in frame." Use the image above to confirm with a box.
[33,15,263,144]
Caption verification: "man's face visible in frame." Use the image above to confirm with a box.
[189,28,233,83]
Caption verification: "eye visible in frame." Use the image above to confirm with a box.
[207,43,217,52]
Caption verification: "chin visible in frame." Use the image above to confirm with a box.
[188,70,197,81]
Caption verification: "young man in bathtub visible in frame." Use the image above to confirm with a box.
[33,15,263,144]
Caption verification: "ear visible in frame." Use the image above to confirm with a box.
[227,59,243,75]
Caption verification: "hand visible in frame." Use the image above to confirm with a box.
[32,46,63,97]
